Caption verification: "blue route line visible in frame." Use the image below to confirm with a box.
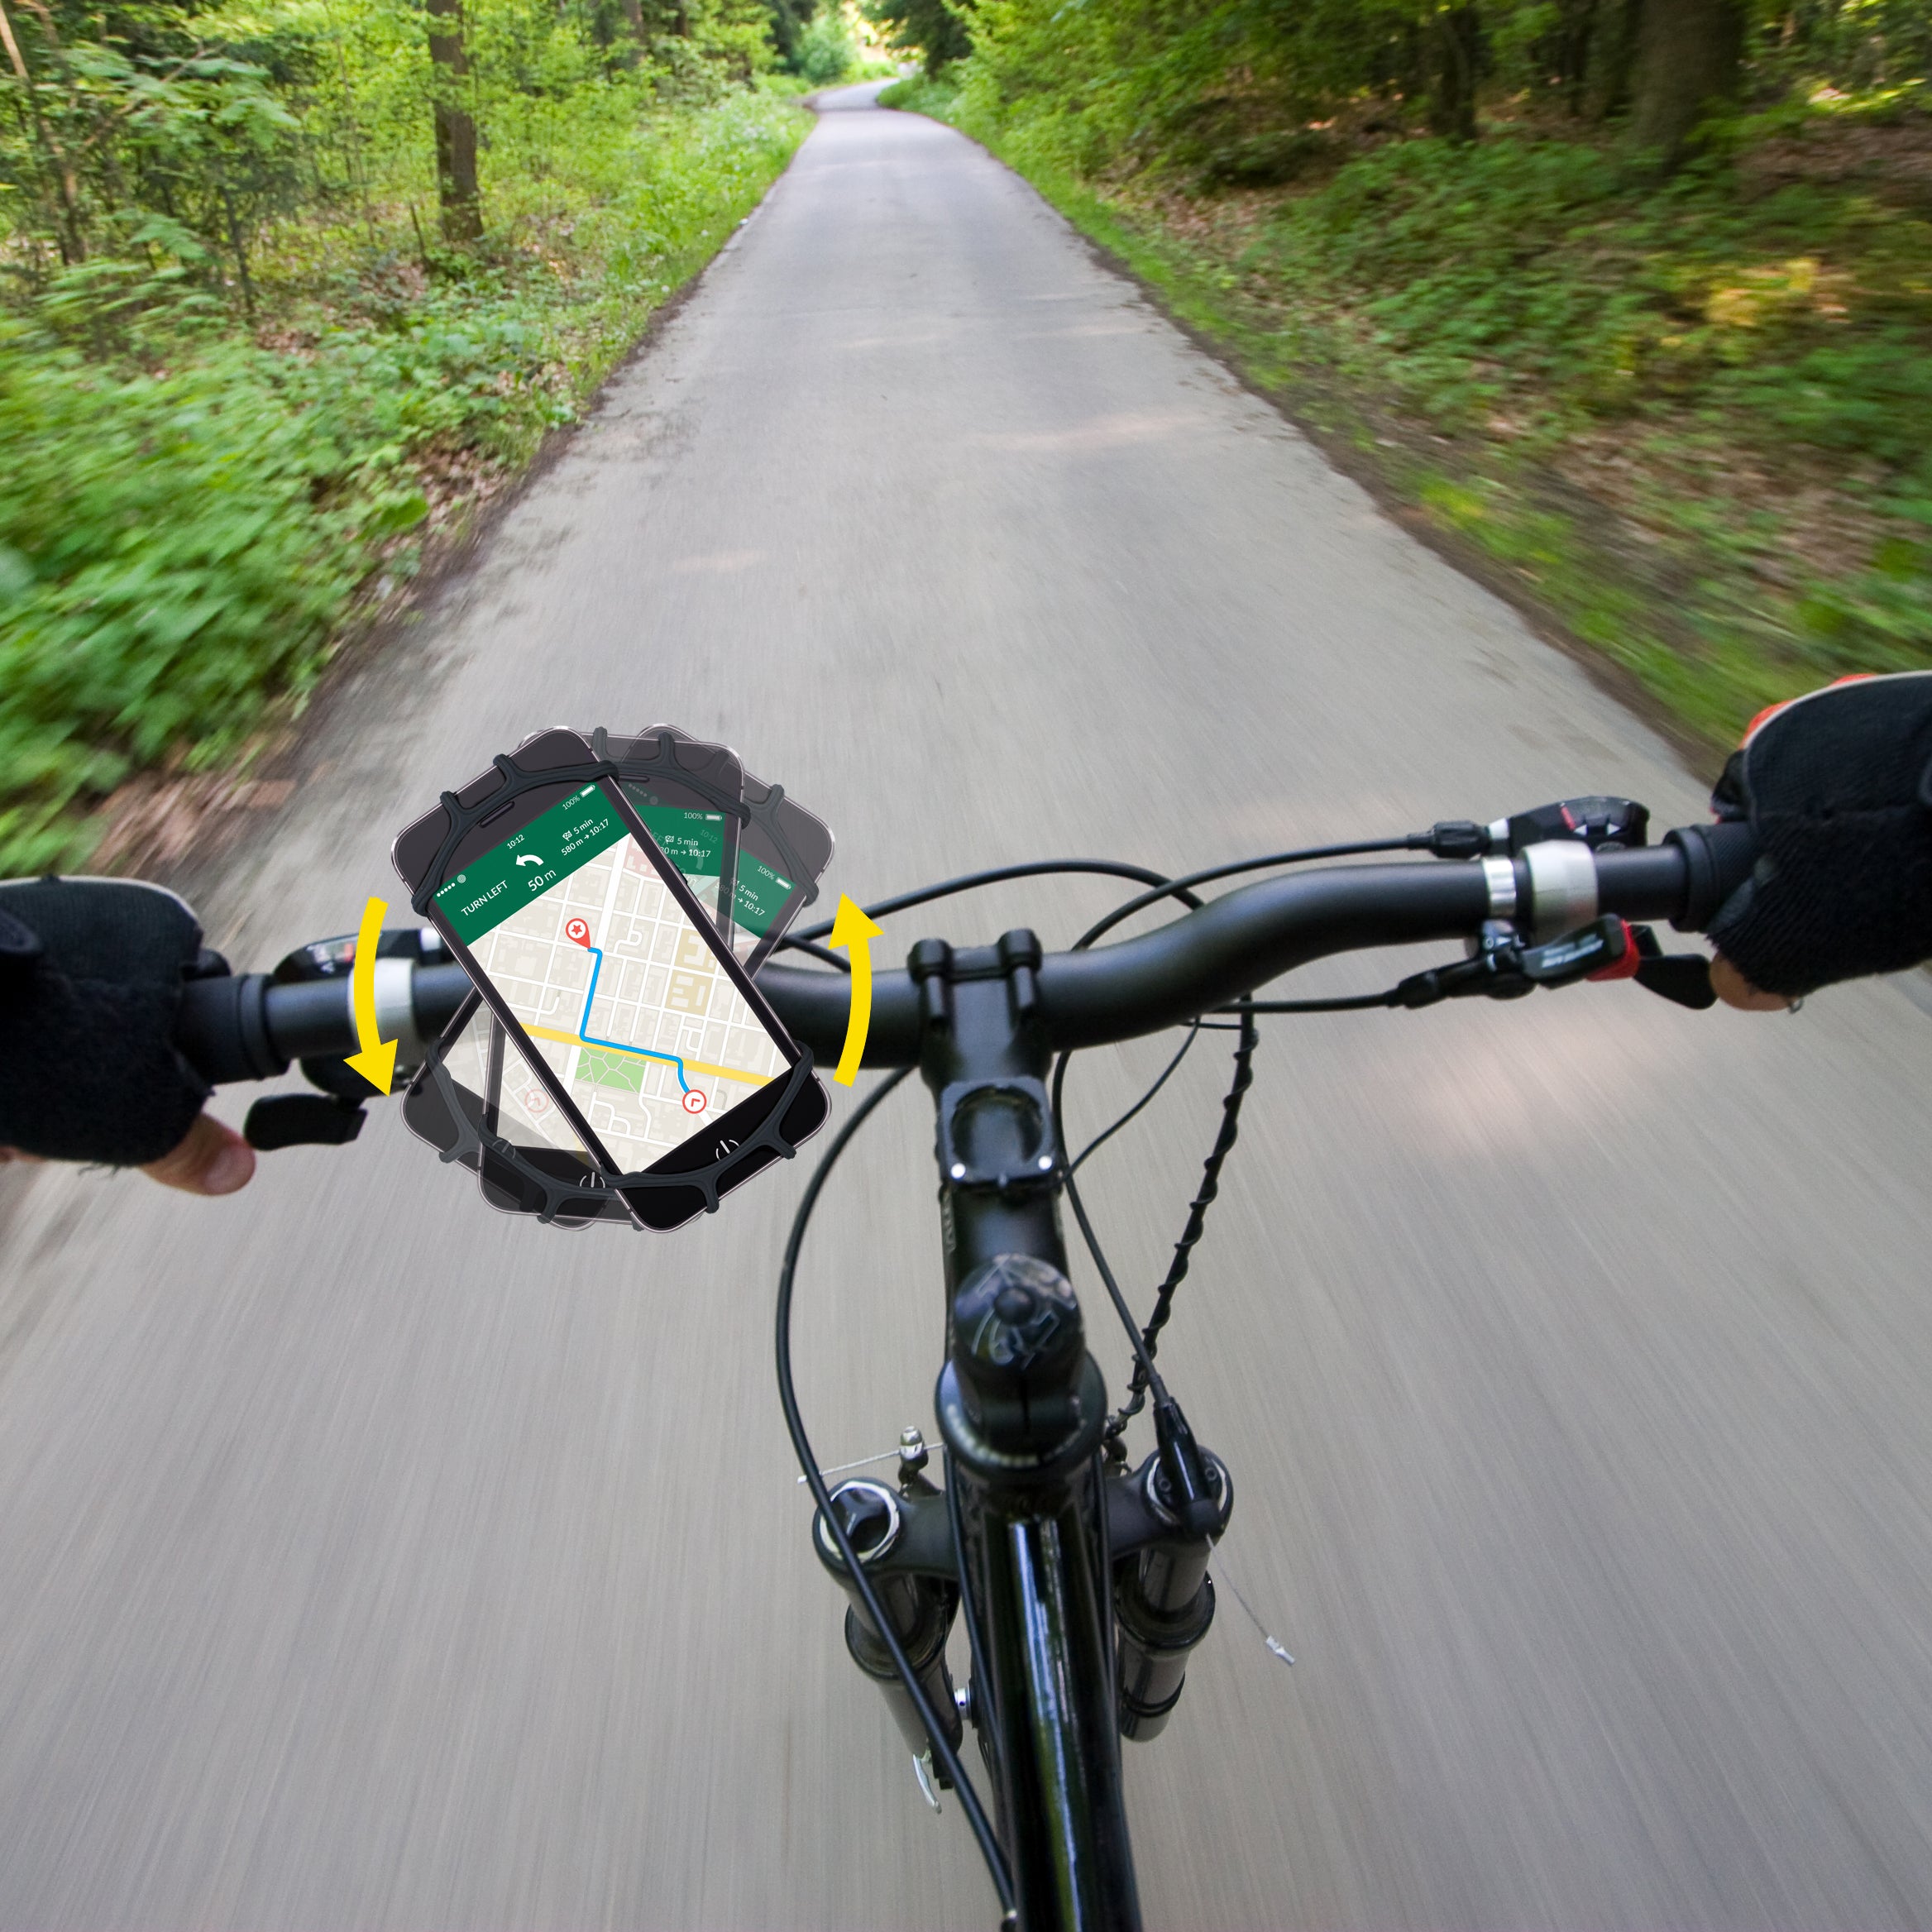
[577,943,691,1093]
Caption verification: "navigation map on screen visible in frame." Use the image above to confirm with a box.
[435,784,788,1169]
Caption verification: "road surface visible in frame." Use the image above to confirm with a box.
[4,82,1932,1931]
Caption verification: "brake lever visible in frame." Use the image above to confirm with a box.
[243,1093,367,1150]
[1628,925,1718,1010]
[1393,917,1717,1012]
[1425,795,1651,859]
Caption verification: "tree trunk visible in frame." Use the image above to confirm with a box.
[617,0,646,61]
[1555,0,1595,115]
[2,0,88,261]
[1427,6,1481,142]
[1629,0,1745,163]
[1589,0,1644,120]
[424,0,481,243]
[219,181,255,318]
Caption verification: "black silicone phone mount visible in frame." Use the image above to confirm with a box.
[616,725,825,915]
[404,992,820,1227]
[400,734,825,1226]
[591,727,743,817]
[406,745,622,918]
[738,773,822,913]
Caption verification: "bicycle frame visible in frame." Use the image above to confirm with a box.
[811,930,1230,1930]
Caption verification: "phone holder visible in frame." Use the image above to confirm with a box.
[591,726,739,815]
[400,734,826,1227]
[406,746,621,919]
[403,991,821,1227]
[596,727,822,912]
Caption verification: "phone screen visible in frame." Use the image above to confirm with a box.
[729,768,834,973]
[431,781,791,1174]
[628,801,730,925]
[732,849,796,951]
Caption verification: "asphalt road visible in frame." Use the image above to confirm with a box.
[5,83,1932,1931]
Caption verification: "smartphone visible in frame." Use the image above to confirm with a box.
[588,727,744,944]
[634,725,835,974]
[393,729,827,1231]
[404,988,635,1227]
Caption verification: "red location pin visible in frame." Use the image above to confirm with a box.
[681,1089,707,1116]
[564,918,591,947]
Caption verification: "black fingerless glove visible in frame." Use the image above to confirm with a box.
[1707,672,1932,998]
[0,877,213,1165]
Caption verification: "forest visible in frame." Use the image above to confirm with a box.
[0,0,888,872]
[2,0,1928,873]
[879,0,1932,748]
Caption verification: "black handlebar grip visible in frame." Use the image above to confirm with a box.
[255,964,474,1066]
[1662,821,1757,931]
[258,978,361,1062]
[175,973,287,1084]
[409,964,473,1042]
[175,963,476,1085]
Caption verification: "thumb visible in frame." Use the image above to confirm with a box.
[1710,955,1794,1012]
[141,1111,256,1195]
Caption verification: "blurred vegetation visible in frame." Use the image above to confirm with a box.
[795,2,897,82]
[0,0,815,873]
[883,1,1932,747]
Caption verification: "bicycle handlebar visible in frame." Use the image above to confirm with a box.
[174,822,1755,1086]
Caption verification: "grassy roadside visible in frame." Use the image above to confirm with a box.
[0,85,811,878]
[881,74,1932,753]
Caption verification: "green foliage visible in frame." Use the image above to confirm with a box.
[950,0,1932,186]
[1247,131,1932,698]
[1254,133,1932,485]
[864,0,966,77]
[0,324,358,867]
[796,4,856,81]
[0,84,808,871]
[873,69,950,111]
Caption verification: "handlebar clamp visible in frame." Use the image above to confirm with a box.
[935,1077,1061,1193]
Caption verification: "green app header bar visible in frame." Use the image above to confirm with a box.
[733,852,794,938]
[434,782,630,945]
[630,802,725,878]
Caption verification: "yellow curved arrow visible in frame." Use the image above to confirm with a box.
[345,895,399,1094]
[828,894,884,1087]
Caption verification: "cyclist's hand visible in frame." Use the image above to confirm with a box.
[1706,672,1932,1002]
[0,1111,255,1195]
[1709,956,1797,1011]
[0,876,253,1193]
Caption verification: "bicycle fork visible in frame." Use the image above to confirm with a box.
[813,1436,965,1804]
[806,928,1236,1928]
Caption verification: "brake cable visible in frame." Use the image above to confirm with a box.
[1068,1023,1203,1174]
[1057,849,1408,1442]
[783,858,1207,952]
[1052,999,1261,1441]
[776,1066,1017,1921]
[1118,997,1259,1431]
[1069,838,1420,950]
